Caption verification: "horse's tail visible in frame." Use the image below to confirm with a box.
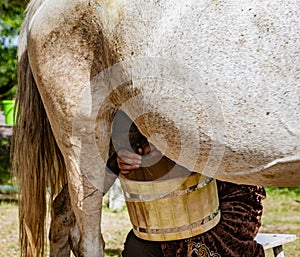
[11,1,67,256]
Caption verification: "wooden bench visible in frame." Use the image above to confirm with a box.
[255,233,297,257]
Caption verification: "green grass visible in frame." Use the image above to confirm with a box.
[261,187,300,257]
[265,186,300,199]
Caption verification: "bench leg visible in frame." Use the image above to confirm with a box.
[273,245,284,257]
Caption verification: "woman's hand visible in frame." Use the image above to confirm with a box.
[116,144,162,175]
[117,148,142,175]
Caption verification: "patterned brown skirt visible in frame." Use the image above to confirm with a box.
[161,181,266,257]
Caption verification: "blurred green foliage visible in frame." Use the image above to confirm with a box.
[0,137,11,184]
[0,0,26,103]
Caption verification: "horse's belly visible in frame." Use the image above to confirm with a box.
[101,0,300,184]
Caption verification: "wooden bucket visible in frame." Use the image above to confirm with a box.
[119,155,220,241]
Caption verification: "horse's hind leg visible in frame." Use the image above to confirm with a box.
[48,125,110,257]
[26,1,118,255]
[50,185,75,257]
[50,184,87,257]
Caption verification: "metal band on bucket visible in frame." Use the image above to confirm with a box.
[124,177,213,201]
[133,209,220,234]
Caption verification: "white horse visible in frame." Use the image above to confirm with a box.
[12,0,300,256]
